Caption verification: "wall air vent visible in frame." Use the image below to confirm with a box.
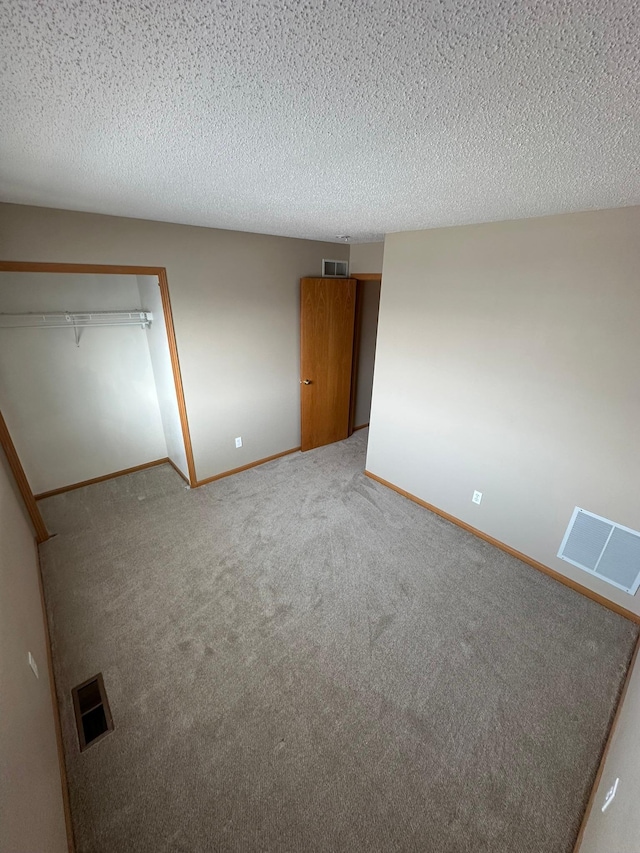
[322,259,349,278]
[558,507,640,594]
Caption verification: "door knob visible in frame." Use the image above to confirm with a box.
[301,379,312,385]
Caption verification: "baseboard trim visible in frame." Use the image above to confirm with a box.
[166,458,191,486]
[34,459,170,500]
[196,447,301,487]
[572,632,640,851]
[353,423,369,431]
[364,470,640,625]
[34,541,75,852]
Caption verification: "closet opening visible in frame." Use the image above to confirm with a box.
[0,263,196,539]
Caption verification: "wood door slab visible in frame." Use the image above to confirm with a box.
[300,278,356,451]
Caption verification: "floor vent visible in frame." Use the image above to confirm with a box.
[558,507,640,595]
[72,673,114,751]
[322,259,349,277]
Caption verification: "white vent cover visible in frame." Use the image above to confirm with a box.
[558,507,640,595]
[322,259,349,277]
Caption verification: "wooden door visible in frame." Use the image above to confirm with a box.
[300,277,357,451]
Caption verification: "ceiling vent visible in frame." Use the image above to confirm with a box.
[322,259,349,278]
[558,507,640,594]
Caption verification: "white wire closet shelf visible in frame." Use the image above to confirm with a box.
[0,310,153,345]
[0,310,153,329]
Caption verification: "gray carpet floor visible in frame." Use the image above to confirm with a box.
[39,430,638,853]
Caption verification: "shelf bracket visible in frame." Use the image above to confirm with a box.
[67,313,82,347]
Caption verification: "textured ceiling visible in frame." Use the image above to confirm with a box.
[0,1,638,242]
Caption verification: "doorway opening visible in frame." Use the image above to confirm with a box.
[350,275,382,434]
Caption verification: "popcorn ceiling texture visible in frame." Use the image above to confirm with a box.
[0,0,638,242]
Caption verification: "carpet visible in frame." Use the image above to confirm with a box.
[39,430,638,852]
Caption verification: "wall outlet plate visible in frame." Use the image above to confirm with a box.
[235,437,242,448]
[472,490,482,505]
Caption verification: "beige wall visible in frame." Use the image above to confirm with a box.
[349,241,384,274]
[578,646,640,852]
[367,206,640,615]
[0,204,348,481]
[0,448,67,852]
[0,272,167,493]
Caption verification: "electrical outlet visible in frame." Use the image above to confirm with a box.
[235,437,242,449]
[28,651,39,679]
[602,778,619,812]
[472,490,482,505]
